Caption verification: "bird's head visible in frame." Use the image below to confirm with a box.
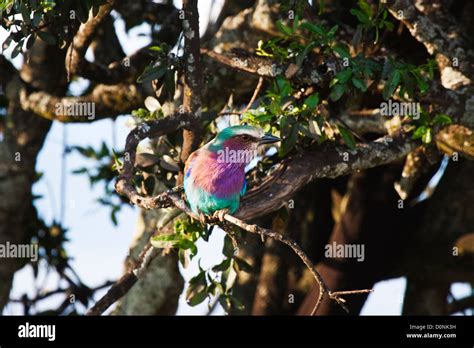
[208,125,280,165]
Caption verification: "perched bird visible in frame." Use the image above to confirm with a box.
[184,125,280,221]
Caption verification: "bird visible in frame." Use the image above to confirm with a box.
[183,125,280,222]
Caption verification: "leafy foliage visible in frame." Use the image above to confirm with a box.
[136,43,179,105]
[151,218,251,311]
[248,3,437,153]
[409,110,452,144]
[350,0,394,45]
[1,0,107,57]
[70,142,126,225]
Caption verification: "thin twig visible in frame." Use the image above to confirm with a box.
[167,192,373,315]
[242,77,264,113]
[89,185,373,315]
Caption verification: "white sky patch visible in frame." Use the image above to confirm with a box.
[361,277,406,315]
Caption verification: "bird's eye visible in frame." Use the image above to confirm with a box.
[241,135,250,141]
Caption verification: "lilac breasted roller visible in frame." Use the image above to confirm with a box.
[184,125,280,219]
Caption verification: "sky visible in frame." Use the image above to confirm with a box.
[1,1,471,316]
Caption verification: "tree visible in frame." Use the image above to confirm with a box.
[0,0,473,316]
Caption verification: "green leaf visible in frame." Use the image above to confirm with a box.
[136,65,167,83]
[187,289,207,306]
[383,70,400,99]
[381,59,394,80]
[414,73,428,94]
[218,295,231,311]
[186,271,207,305]
[412,125,428,139]
[432,114,452,126]
[350,8,370,24]
[32,11,42,27]
[279,123,298,156]
[276,20,293,36]
[338,125,357,150]
[351,76,367,91]
[358,0,373,18]
[292,14,300,32]
[157,70,176,103]
[300,22,325,36]
[72,167,88,174]
[384,20,394,31]
[234,257,253,273]
[177,238,196,250]
[228,295,245,311]
[150,233,179,249]
[110,206,119,226]
[2,34,13,51]
[11,41,23,59]
[421,127,432,144]
[26,34,36,49]
[327,25,339,37]
[303,93,319,109]
[335,68,352,84]
[275,75,293,97]
[212,258,231,272]
[296,42,316,67]
[332,43,350,59]
[329,83,346,101]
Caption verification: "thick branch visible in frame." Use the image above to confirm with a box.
[66,0,115,81]
[0,54,18,85]
[203,49,339,87]
[179,0,204,182]
[237,132,417,220]
[19,84,144,122]
[386,0,473,89]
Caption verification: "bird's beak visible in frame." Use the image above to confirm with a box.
[258,134,281,145]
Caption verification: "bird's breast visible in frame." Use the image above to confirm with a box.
[190,152,245,198]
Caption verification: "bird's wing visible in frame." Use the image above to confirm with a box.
[240,178,247,197]
[184,150,199,178]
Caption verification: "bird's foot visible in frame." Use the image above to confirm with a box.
[199,212,209,225]
[212,209,230,223]
[198,209,230,225]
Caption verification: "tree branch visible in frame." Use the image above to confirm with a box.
[386,0,473,89]
[178,0,204,183]
[0,54,18,86]
[237,132,417,220]
[19,83,144,122]
[66,1,181,84]
[202,48,339,87]
[66,0,115,81]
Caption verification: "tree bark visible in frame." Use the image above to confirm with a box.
[0,41,67,311]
